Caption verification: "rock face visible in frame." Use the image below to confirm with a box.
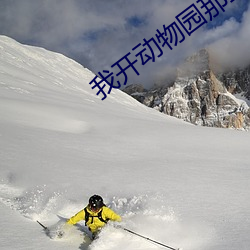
[123,49,250,130]
[218,66,250,100]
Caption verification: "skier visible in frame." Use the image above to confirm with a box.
[66,194,122,239]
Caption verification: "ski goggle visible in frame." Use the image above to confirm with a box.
[90,204,101,211]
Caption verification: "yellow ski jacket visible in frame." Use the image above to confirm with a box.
[67,206,121,233]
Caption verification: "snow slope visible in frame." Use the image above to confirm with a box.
[0,35,250,250]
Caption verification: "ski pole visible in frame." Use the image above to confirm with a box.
[37,220,48,231]
[122,227,180,250]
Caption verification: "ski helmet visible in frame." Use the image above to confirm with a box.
[89,195,104,210]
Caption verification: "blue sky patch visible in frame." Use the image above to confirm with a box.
[126,15,147,28]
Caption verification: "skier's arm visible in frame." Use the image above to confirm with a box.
[104,207,122,222]
[67,209,85,225]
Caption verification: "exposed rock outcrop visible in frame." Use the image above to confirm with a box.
[123,49,250,130]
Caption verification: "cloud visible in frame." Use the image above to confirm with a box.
[0,0,249,88]
[202,18,240,44]
[209,3,250,69]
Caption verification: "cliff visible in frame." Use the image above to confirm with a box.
[123,49,250,130]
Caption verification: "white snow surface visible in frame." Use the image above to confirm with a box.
[0,35,250,250]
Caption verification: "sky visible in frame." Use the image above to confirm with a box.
[0,0,249,88]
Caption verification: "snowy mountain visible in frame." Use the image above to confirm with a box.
[124,49,250,130]
[0,36,250,250]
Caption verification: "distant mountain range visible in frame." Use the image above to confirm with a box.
[123,49,250,130]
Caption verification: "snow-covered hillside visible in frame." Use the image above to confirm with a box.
[0,36,250,250]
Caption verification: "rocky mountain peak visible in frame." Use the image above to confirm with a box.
[123,49,250,130]
[177,48,210,79]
